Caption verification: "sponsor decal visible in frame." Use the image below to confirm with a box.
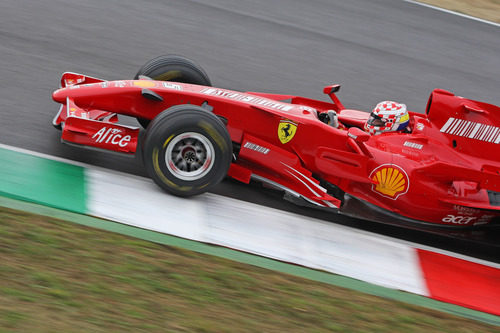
[100,82,109,88]
[452,204,478,216]
[370,164,409,199]
[67,108,87,119]
[133,80,156,88]
[92,127,131,147]
[201,88,293,111]
[474,215,494,226]
[440,117,500,144]
[403,141,423,150]
[416,123,425,131]
[114,81,127,88]
[162,82,182,90]
[400,113,410,123]
[65,77,85,86]
[278,119,297,144]
[442,214,477,225]
[243,142,269,154]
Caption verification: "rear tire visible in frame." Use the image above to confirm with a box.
[135,55,212,129]
[142,104,231,197]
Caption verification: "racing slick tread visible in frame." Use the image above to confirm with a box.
[134,55,212,128]
[134,54,211,84]
[142,104,232,197]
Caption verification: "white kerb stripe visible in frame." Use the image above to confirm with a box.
[85,168,429,295]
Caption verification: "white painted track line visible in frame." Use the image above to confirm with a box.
[403,0,500,27]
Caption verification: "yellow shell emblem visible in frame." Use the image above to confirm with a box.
[278,120,297,144]
[370,165,409,199]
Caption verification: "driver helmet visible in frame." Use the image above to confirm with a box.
[365,101,409,135]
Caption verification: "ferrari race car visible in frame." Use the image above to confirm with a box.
[52,55,500,227]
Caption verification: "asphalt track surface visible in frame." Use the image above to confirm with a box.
[1,0,499,261]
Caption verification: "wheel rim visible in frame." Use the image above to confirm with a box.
[165,132,215,181]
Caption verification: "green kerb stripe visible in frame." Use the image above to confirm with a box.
[0,148,86,213]
[0,196,498,327]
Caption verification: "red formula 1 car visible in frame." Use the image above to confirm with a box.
[52,55,500,227]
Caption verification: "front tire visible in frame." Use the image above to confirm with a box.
[142,105,231,197]
[134,55,212,129]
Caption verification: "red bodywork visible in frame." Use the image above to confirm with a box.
[52,72,500,227]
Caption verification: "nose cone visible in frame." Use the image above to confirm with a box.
[52,88,67,103]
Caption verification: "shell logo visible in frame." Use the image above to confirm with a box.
[370,164,409,200]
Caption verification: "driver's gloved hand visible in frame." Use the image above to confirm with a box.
[326,110,338,128]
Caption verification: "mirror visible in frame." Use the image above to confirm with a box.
[323,84,341,95]
[347,127,370,143]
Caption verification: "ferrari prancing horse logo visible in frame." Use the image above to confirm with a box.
[278,120,297,144]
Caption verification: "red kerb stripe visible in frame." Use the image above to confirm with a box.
[417,249,500,316]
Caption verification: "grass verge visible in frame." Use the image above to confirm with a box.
[0,206,499,332]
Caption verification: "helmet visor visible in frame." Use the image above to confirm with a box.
[367,113,387,127]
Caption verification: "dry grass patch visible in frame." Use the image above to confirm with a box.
[418,0,500,23]
[0,207,498,332]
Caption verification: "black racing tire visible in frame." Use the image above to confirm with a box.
[134,55,212,129]
[142,104,231,197]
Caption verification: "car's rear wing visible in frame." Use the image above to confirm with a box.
[426,89,500,160]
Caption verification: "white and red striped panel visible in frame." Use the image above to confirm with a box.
[440,117,500,144]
